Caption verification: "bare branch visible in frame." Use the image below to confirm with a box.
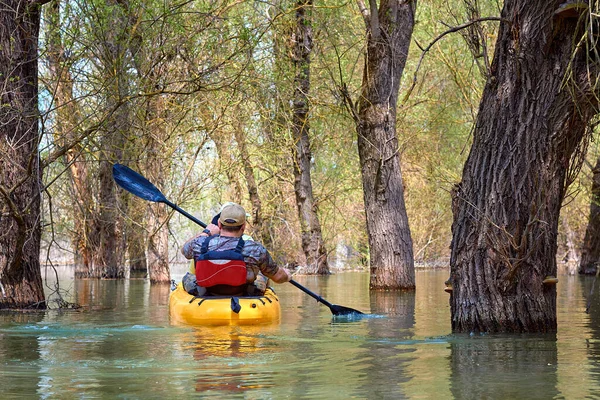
[368,0,380,39]
[356,0,370,26]
[403,17,505,103]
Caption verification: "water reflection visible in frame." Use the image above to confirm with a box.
[175,325,279,395]
[74,279,127,310]
[2,269,600,398]
[449,334,558,399]
[0,313,44,398]
[580,276,600,399]
[361,290,416,399]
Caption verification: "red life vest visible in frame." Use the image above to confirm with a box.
[195,236,247,288]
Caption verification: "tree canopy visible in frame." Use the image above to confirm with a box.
[2,0,600,334]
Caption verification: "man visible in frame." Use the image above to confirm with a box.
[181,203,291,296]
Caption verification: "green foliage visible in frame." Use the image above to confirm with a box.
[397,0,501,262]
[40,0,593,272]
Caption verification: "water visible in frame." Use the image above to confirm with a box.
[1,268,600,399]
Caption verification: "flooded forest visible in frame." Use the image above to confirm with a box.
[2,0,600,334]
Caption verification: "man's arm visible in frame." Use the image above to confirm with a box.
[181,223,220,259]
[270,267,292,283]
[255,247,291,283]
[181,238,197,259]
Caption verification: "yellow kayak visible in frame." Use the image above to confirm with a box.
[169,283,281,326]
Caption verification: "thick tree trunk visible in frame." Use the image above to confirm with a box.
[291,0,329,275]
[70,160,93,274]
[580,156,600,275]
[353,0,416,289]
[449,1,598,333]
[0,0,47,309]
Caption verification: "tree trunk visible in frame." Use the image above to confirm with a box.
[449,0,598,333]
[145,95,170,284]
[233,108,273,249]
[122,1,170,283]
[291,0,329,274]
[89,1,131,279]
[0,0,47,309]
[93,157,125,278]
[580,156,600,275]
[146,203,170,283]
[45,2,94,273]
[352,0,416,289]
[211,130,244,203]
[126,196,148,275]
[560,215,579,275]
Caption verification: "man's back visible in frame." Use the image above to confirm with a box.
[182,235,279,281]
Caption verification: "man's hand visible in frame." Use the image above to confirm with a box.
[201,223,220,236]
[271,267,292,283]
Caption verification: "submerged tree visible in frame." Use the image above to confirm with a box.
[291,0,329,274]
[45,2,95,274]
[449,1,599,333]
[343,0,417,289]
[0,0,50,308]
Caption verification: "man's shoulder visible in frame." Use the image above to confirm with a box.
[242,239,265,249]
[241,239,267,255]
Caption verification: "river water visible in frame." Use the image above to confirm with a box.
[1,267,599,399]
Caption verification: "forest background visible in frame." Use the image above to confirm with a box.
[36,0,592,281]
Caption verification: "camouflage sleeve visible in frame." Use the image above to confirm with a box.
[181,236,207,260]
[243,242,280,278]
[181,240,194,259]
[257,248,280,278]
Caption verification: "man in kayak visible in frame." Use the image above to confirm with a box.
[181,202,291,296]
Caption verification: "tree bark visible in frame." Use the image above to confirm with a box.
[449,0,598,333]
[146,202,170,283]
[580,156,600,275]
[126,196,148,275]
[291,0,329,274]
[0,0,48,309]
[89,1,130,278]
[93,157,125,278]
[45,2,94,273]
[145,96,170,284]
[123,0,171,283]
[352,0,416,289]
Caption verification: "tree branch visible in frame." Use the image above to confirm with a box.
[368,0,380,39]
[403,17,505,103]
[356,0,370,26]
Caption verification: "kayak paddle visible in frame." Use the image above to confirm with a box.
[112,163,206,228]
[112,163,364,316]
[289,279,364,316]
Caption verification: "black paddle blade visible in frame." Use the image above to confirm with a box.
[288,279,366,316]
[112,164,167,203]
[331,304,364,316]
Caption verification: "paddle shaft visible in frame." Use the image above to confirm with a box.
[163,199,207,228]
[289,279,334,308]
[113,163,361,315]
